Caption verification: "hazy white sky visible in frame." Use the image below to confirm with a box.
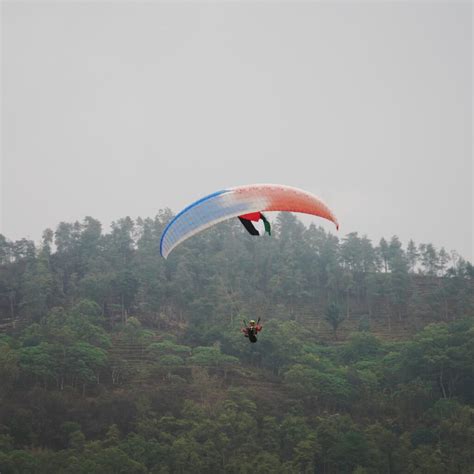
[1,2,472,260]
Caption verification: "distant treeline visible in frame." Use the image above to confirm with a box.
[0,212,472,331]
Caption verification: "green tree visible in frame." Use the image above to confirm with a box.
[324,301,345,339]
[407,239,419,272]
[419,243,439,276]
[0,342,19,398]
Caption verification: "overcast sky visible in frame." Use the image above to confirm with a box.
[1,2,472,261]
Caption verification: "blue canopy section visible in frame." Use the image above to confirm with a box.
[159,189,253,258]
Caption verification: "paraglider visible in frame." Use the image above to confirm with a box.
[242,318,263,343]
[160,183,339,258]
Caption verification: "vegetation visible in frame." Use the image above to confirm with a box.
[0,212,472,473]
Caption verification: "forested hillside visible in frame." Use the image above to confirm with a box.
[0,212,472,473]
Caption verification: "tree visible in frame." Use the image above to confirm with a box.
[406,239,419,272]
[107,217,135,267]
[365,423,403,474]
[378,238,390,273]
[419,243,439,276]
[330,430,369,473]
[0,234,11,264]
[324,302,345,339]
[189,346,239,378]
[0,342,19,398]
[19,343,57,388]
[111,271,139,322]
[291,433,321,474]
[19,257,55,320]
[407,445,446,474]
[401,320,474,401]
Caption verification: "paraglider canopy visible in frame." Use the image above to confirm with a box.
[160,184,339,258]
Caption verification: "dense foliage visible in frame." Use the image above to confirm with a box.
[0,213,472,473]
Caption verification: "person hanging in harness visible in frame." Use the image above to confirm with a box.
[242,318,263,343]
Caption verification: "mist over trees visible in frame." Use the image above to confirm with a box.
[0,212,472,473]
[0,212,471,330]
